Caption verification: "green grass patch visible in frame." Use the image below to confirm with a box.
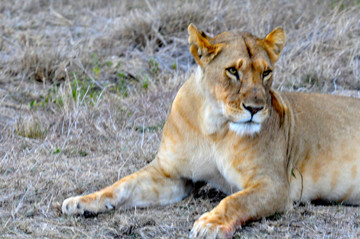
[16,119,47,140]
[30,84,64,109]
[71,72,102,105]
[134,121,165,132]
[63,148,89,158]
[148,58,160,75]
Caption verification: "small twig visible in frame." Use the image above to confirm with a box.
[140,122,145,149]
[144,0,155,12]
[117,155,130,180]
[50,9,73,25]
[46,194,54,214]
[94,83,111,108]
[12,184,32,218]
[2,217,11,230]
[61,112,72,149]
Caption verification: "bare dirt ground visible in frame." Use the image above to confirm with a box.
[1,0,360,238]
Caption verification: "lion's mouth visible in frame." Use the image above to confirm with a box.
[232,119,260,125]
[228,120,262,136]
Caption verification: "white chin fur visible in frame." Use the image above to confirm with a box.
[229,122,261,136]
[195,65,203,82]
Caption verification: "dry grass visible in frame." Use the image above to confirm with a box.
[1,0,360,238]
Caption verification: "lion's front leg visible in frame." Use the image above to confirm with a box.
[190,181,290,239]
[62,159,191,216]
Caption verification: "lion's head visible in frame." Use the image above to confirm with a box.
[188,24,286,136]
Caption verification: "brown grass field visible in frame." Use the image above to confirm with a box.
[1,0,360,238]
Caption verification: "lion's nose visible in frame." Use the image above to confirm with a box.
[242,103,264,116]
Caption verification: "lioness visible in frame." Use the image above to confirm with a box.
[62,24,360,238]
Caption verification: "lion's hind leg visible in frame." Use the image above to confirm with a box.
[62,161,191,216]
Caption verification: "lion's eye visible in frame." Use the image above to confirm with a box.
[227,67,237,75]
[262,70,272,80]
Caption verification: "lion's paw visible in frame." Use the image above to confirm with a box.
[62,196,114,217]
[62,192,117,217]
[190,212,234,239]
[62,196,86,215]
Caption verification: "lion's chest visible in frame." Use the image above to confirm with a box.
[186,136,258,195]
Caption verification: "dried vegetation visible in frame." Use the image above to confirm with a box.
[0,0,360,238]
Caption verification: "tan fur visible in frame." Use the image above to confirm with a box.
[62,24,360,238]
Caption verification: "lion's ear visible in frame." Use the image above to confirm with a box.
[188,23,224,67]
[263,27,286,63]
